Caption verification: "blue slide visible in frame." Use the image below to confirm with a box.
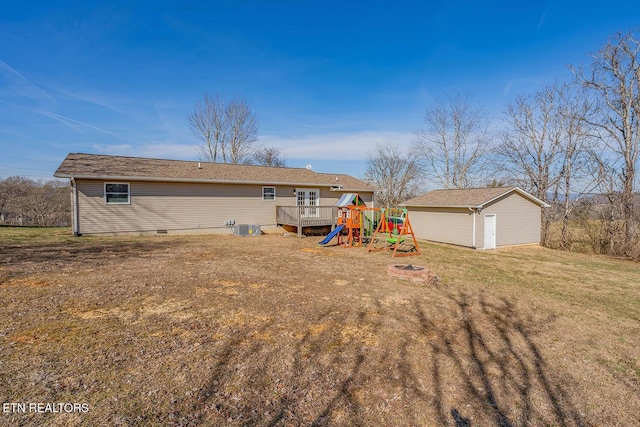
[318,224,345,245]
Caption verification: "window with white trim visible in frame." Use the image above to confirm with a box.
[105,183,130,204]
[262,186,276,201]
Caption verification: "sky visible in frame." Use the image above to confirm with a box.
[1,0,639,181]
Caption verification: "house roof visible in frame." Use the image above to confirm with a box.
[54,153,375,192]
[401,186,550,208]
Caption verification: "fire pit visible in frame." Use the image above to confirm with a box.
[387,264,439,284]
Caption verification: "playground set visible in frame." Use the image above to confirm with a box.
[318,193,421,257]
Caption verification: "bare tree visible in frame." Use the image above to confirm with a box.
[499,83,566,199]
[253,146,286,167]
[572,30,640,253]
[499,82,600,248]
[189,93,259,165]
[585,153,626,255]
[21,180,69,226]
[556,86,597,249]
[0,176,30,223]
[414,90,491,189]
[365,142,422,208]
[498,82,568,245]
[189,93,225,163]
[226,98,259,164]
[0,177,69,226]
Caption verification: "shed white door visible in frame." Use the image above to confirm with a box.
[484,214,496,249]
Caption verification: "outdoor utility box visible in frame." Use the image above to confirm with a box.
[232,224,260,236]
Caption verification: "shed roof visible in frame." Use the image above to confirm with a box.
[401,186,549,208]
[54,153,375,192]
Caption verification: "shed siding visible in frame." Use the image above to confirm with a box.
[408,207,473,247]
[479,192,541,247]
[75,179,370,235]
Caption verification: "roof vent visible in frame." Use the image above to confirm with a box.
[198,162,202,169]
[306,164,312,170]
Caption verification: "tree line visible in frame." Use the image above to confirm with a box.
[0,177,69,227]
[7,30,636,260]
[187,30,639,259]
[364,30,640,260]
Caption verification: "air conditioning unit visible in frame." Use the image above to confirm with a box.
[232,224,261,236]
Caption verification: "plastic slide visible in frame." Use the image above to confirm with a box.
[318,224,345,245]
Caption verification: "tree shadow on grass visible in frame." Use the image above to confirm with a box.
[0,238,179,275]
[165,308,375,426]
[158,289,588,426]
[415,291,586,427]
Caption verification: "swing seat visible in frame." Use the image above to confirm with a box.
[387,236,405,244]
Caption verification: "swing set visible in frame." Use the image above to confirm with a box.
[366,207,421,257]
[322,193,420,257]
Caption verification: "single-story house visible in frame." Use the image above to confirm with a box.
[54,153,375,236]
[401,186,549,249]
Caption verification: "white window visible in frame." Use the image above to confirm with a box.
[262,186,276,201]
[105,183,130,204]
[297,190,306,207]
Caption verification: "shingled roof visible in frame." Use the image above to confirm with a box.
[401,186,549,208]
[54,153,375,192]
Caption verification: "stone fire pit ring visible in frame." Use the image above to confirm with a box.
[387,264,439,284]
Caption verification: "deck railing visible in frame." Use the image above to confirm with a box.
[276,205,338,236]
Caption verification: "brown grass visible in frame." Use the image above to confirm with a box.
[0,228,638,426]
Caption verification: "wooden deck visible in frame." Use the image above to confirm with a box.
[276,205,337,237]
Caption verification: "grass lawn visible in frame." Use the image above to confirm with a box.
[1,227,639,426]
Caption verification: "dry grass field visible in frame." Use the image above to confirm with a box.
[1,227,639,426]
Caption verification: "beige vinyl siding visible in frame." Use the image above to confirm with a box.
[478,192,542,247]
[406,193,542,249]
[75,179,374,235]
[76,180,290,234]
[408,207,473,247]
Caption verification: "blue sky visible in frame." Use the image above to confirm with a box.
[1,1,639,180]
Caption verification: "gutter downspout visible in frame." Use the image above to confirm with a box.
[71,178,80,236]
[470,207,476,249]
